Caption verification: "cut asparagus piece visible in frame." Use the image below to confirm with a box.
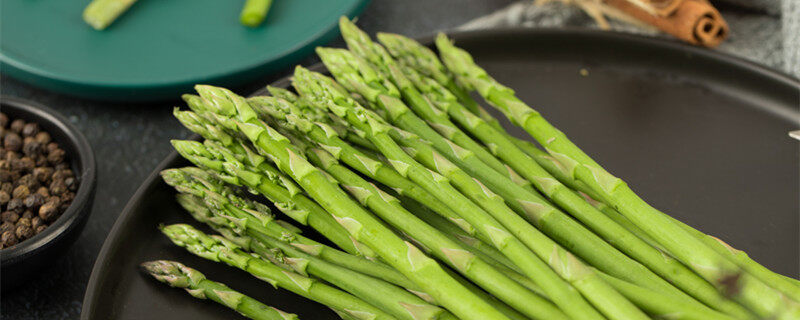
[189,84,510,320]
[160,224,395,320]
[293,67,608,320]
[436,33,800,319]
[82,0,138,30]
[240,0,273,27]
[140,260,299,320]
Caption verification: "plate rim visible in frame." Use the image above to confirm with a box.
[80,28,800,319]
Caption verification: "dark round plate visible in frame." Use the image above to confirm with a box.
[81,29,800,319]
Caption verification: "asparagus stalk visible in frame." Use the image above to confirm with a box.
[172,108,375,260]
[292,66,611,320]
[300,143,567,320]
[436,33,800,319]
[240,0,273,27]
[140,260,299,320]
[245,97,545,319]
[598,273,736,320]
[160,224,396,320]
[245,95,479,238]
[162,165,419,293]
[376,32,757,318]
[168,179,451,320]
[189,84,510,320]
[82,0,138,30]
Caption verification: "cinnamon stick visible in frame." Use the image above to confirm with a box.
[604,0,728,47]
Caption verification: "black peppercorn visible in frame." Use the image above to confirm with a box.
[21,123,39,137]
[49,179,67,196]
[7,198,24,212]
[0,190,9,205]
[12,185,30,199]
[1,211,19,223]
[9,119,25,133]
[39,199,59,221]
[16,217,31,228]
[34,131,51,145]
[0,221,14,234]
[35,225,47,234]
[47,148,66,165]
[21,210,34,220]
[0,170,10,183]
[2,230,18,248]
[33,167,53,183]
[31,216,43,230]
[36,186,49,198]
[1,182,12,193]
[0,113,8,128]
[24,193,44,208]
[52,169,73,181]
[4,132,22,152]
[15,224,33,240]
[22,138,41,156]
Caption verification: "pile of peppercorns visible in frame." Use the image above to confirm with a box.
[0,112,78,249]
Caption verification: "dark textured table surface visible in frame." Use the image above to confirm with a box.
[0,1,513,318]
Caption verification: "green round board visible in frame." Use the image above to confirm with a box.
[0,0,370,101]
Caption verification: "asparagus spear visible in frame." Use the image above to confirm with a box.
[160,224,396,320]
[82,0,138,30]
[173,108,375,259]
[188,84,510,320]
[376,32,756,318]
[240,0,273,27]
[162,159,418,293]
[174,193,451,320]
[140,260,299,320]
[292,66,612,320]
[300,141,567,320]
[245,95,479,238]
[436,33,800,319]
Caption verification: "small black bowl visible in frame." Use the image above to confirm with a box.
[0,96,97,292]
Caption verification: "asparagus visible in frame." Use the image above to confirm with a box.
[82,0,138,30]
[598,273,736,320]
[245,94,479,237]
[330,20,531,190]
[300,143,567,320]
[160,224,396,320]
[174,104,376,260]
[141,260,299,320]
[292,66,613,320]
[162,165,419,293]
[168,178,452,320]
[240,0,273,27]
[436,33,800,319]
[376,32,757,318]
[189,84,510,320]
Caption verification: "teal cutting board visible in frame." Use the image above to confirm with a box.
[0,0,370,101]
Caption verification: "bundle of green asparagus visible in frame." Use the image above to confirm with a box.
[143,17,800,320]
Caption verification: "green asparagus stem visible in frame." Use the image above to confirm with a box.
[376,32,755,318]
[240,0,273,27]
[188,84,510,320]
[245,94,479,238]
[160,224,395,320]
[162,164,419,293]
[173,107,375,259]
[383,113,647,320]
[301,144,567,320]
[82,0,138,30]
[292,67,609,320]
[141,260,299,320]
[172,187,450,320]
[598,273,736,320]
[436,33,800,319]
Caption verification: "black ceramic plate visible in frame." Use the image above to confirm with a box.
[81,29,800,320]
